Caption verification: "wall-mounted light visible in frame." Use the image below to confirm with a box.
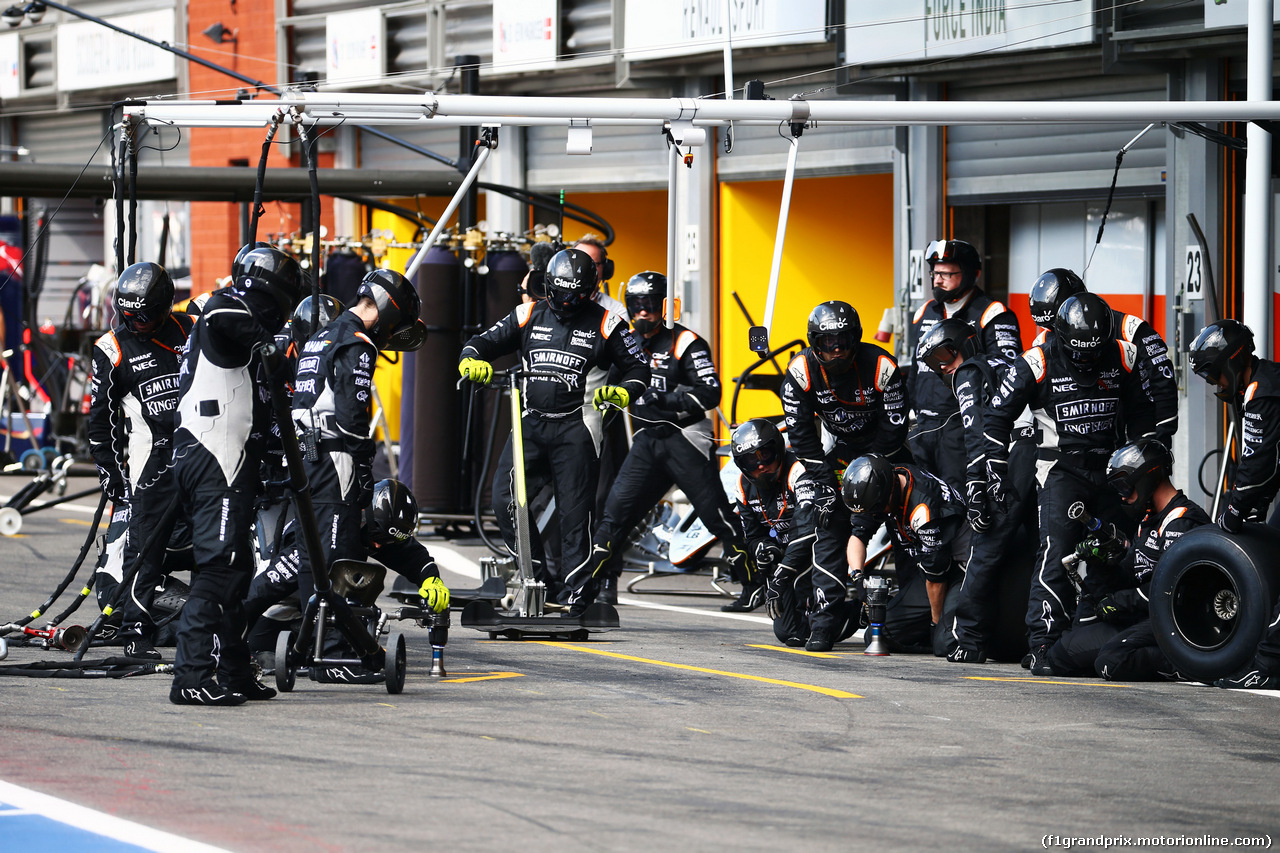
[202,21,236,45]
[2,2,44,27]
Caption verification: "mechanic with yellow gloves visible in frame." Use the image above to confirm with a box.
[459,248,649,605]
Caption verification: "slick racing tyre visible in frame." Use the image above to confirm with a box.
[1150,524,1280,683]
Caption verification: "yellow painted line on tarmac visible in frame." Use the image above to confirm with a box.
[60,518,94,526]
[747,643,841,659]
[964,677,1128,688]
[535,641,861,698]
[686,728,711,734]
[441,671,526,684]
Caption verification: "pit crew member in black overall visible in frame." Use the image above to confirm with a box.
[730,419,856,645]
[1043,439,1210,679]
[170,246,302,706]
[1028,268,1178,446]
[291,269,429,605]
[909,239,1021,493]
[781,301,909,652]
[88,262,194,659]
[842,454,968,653]
[984,293,1155,676]
[244,480,449,655]
[916,318,1036,663]
[459,249,650,603]
[1189,320,1280,690]
[563,272,758,613]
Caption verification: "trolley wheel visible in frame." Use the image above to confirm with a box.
[568,630,589,641]
[0,507,22,536]
[40,447,58,468]
[274,630,296,693]
[488,632,500,640]
[19,449,43,471]
[385,631,406,695]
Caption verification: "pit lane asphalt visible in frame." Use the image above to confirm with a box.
[1,477,1277,852]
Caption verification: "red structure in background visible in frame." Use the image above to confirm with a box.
[185,0,335,296]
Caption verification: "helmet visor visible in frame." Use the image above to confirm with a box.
[122,309,164,335]
[812,332,854,356]
[734,445,779,474]
[921,341,961,374]
[626,293,662,317]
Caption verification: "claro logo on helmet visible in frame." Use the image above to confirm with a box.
[1068,337,1101,349]
[817,320,846,331]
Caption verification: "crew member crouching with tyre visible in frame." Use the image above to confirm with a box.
[1043,440,1209,681]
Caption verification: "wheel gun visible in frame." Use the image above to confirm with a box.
[1060,501,1129,587]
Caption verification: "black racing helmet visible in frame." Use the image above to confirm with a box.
[1054,293,1113,376]
[114,261,174,335]
[1106,439,1173,515]
[730,418,786,488]
[544,248,597,319]
[235,246,303,328]
[807,301,861,375]
[1029,268,1087,329]
[623,271,668,335]
[916,318,980,377]
[1189,319,1256,403]
[365,479,419,546]
[925,238,982,303]
[841,455,897,516]
[357,269,425,351]
[232,241,273,281]
[290,294,345,348]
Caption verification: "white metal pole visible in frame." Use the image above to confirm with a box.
[404,145,491,281]
[1244,0,1273,352]
[722,0,735,100]
[667,142,679,329]
[763,135,800,334]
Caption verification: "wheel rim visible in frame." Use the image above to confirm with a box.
[1171,561,1241,651]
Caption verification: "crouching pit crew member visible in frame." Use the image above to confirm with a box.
[782,301,909,652]
[459,248,649,605]
[170,246,302,706]
[1189,320,1280,690]
[88,262,194,661]
[730,419,856,646]
[916,318,1035,663]
[1043,439,1209,680]
[984,292,1155,676]
[841,454,969,654]
[565,271,757,614]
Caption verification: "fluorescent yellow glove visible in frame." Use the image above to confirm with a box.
[458,357,493,385]
[418,576,451,613]
[592,385,630,411]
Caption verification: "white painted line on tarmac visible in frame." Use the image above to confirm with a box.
[0,779,231,852]
[0,494,103,515]
[428,543,771,624]
[1171,680,1280,698]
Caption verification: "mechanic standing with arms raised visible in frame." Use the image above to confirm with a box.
[459,248,650,604]
[781,300,910,652]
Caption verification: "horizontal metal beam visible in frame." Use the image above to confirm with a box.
[0,163,459,201]
[123,92,1280,129]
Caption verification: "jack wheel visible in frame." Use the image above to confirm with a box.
[274,630,296,693]
[19,449,42,471]
[0,507,22,536]
[385,631,406,695]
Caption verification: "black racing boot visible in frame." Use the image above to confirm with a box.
[805,627,835,653]
[1215,668,1280,690]
[123,635,163,661]
[169,684,247,706]
[1028,644,1055,676]
[947,646,987,664]
[599,577,618,606]
[721,581,764,612]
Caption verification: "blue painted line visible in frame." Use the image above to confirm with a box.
[0,781,230,853]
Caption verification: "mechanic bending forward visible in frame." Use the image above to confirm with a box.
[290,268,432,614]
[565,272,758,614]
[983,292,1155,677]
[915,318,1036,663]
[1043,439,1210,680]
[1028,267,1178,446]
[909,239,1021,494]
[1189,320,1280,690]
[88,261,193,661]
[169,246,302,706]
[781,300,910,652]
[459,248,650,604]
